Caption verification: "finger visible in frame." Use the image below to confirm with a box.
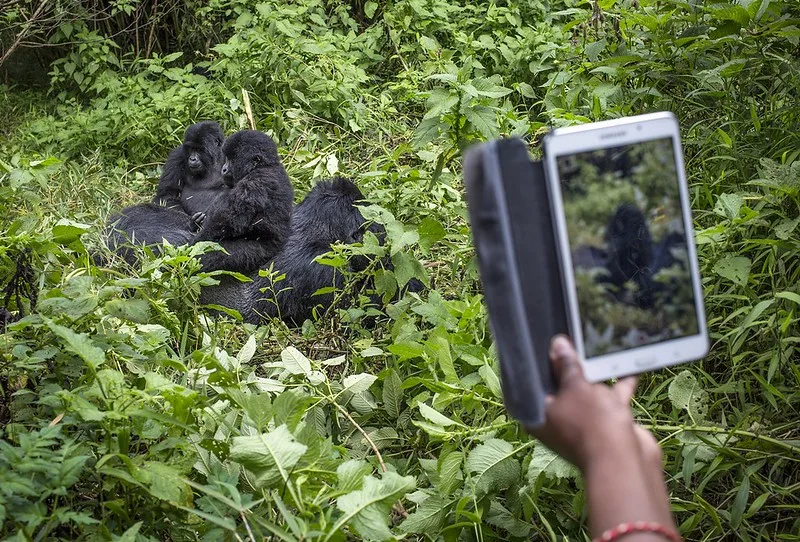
[613,375,639,404]
[549,335,584,388]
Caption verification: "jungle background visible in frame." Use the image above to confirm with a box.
[1,0,799,540]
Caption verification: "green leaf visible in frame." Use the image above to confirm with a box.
[418,402,464,428]
[425,328,458,383]
[712,4,751,26]
[343,373,378,394]
[52,219,90,245]
[774,218,799,240]
[584,39,607,62]
[237,335,257,365]
[280,346,312,376]
[400,494,453,533]
[463,105,498,139]
[382,369,403,419]
[713,256,751,286]
[43,317,105,369]
[730,474,750,529]
[776,291,800,305]
[527,444,578,483]
[392,251,427,288]
[144,462,190,505]
[713,193,743,219]
[337,460,373,493]
[668,370,709,422]
[424,88,459,119]
[333,472,416,541]
[105,299,151,324]
[437,451,464,496]
[413,117,446,148]
[466,438,522,496]
[472,78,513,99]
[230,425,307,488]
[417,217,446,253]
[364,1,378,18]
[478,363,502,398]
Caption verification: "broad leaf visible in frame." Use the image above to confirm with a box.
[43,317,105,369]
[230,424,307,488]
[466,438,521,496]
[668,370,709,422]
[334,472,415,541]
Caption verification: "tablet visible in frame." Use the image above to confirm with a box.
[543,112,708,382]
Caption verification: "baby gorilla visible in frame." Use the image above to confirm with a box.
[191,130,293,273]
[105,121,226,265]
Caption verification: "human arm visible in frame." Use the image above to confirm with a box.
[528,336,677,540]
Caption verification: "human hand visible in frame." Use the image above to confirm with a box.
[527,335,660,473]
[527,336,676,536]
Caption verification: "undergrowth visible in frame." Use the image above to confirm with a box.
[1,0,799,540]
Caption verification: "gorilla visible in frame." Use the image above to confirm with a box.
[201,177,419,326]
[154,120,227,214]
[106,121,226,265]
[573,204,689,310]
[191,130,294,273]
[572,203,655,309]
[603,203,654,292]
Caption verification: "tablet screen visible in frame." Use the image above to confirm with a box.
[556,137,700,358]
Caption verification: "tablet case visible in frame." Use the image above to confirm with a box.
[463,138,569,427]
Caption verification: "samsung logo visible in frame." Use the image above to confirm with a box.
[600,130,628,139]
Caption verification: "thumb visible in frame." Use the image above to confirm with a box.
[549,335,584,388]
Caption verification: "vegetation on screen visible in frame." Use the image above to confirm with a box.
[2,0,799,540]
[560,139,699,356]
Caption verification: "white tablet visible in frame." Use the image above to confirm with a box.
[543,112,708,382]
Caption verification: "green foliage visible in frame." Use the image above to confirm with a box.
[2,0,800,540]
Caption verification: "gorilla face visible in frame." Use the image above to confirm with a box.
[182,121,225,179]
[221,130,280,184]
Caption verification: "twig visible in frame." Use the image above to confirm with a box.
[331,400,387,472]
[0,0,51,69]
[144,0,159,58]
[242,89,256,130]
[240,511,255,542]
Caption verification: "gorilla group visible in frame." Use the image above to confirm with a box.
[105,122,413,325]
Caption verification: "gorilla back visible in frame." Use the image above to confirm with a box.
[201,178,373,324]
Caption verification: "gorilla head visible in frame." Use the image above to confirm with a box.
[182,121,225,178]
[153,121,226,210]
[221,130,281,186]
[293,177,370,247]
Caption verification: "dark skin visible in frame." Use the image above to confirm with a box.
[528,336,677,540]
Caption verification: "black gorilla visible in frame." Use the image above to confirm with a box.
[191,130,293,273]
[106,121,226,265]
[248,177,374,324]
[201,177,416,325]
[604,204,653,288]
[154,121,227,214]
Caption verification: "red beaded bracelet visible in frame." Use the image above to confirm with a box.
[594,521,682,542]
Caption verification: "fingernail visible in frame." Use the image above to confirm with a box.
[550,335,570,359]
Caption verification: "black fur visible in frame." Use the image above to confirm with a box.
[105,121,227,266]
[154,121,226,213]
[248,177,369,324]
[192,130,293,273]
[201,178,423,325]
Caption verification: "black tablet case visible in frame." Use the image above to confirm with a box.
[463,138,569,427]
